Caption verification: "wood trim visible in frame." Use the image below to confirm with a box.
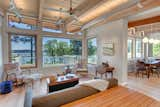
[128,16,160,27]
[8,33,37,69]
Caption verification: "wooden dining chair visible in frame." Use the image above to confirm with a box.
[151,63,160,78]
[135,60,147,78]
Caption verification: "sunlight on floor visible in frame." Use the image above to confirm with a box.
[127,73,160,101]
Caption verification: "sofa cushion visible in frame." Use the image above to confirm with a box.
[32,85,99,107]
[32,78,118,107]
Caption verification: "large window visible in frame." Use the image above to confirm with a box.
[128,38,143,59]
[87,38,97,64]
[42,37,82,67]
[153,43,160,57]
[135,39,142,58]
[9,34,36,68]
[128,39,133,59]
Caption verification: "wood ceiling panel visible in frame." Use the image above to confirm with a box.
[0,0,10,11]
[15,0,38,15]
[45,0,86,10]
[43,0,86,20]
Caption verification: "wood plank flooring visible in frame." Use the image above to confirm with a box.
[127,73,160,101]
[0,87,25,107]
[61,86,160,107]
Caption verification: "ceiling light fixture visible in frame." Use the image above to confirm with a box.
[142,37,149,43]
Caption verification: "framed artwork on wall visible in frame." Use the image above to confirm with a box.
[103,42,114,56]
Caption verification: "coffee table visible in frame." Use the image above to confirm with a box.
[48,74,79,93]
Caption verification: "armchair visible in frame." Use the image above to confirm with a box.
[4,63,24,86]
[73,59,88,76]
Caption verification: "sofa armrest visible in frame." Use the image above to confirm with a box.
[24,87,32,107]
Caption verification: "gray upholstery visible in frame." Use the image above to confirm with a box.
[24,87,32,107]
[32,85,99,107]
[32,78,118,107]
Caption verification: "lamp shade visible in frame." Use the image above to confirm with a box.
[142,37,148,43]
[149,38,154,44]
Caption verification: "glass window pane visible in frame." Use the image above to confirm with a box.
[136,39,142,58]
[153,43,160,57]
[42,28,62,33]
[128,39,132,59]
[10,34,36,67]
[42,37,82,67]
[87,38,97,64]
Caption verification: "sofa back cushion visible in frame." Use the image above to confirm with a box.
[32,85,99,107]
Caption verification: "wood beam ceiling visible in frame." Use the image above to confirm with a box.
[84,0,160,31]
[38,0,44,21]
[128,15,160,27]
[65,0,102,24]
[67,0,131,32]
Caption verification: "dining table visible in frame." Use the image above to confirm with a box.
[142,60,160,78]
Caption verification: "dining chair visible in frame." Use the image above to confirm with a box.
[135,60,147,78]
[151,62,160,78]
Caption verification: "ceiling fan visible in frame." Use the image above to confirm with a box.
[43,0,80,24]
[8,0,22,19]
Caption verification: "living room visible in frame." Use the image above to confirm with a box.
[0,0,160,107]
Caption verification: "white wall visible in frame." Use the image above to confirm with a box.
[87,19,128,84]
[0,16,3,81]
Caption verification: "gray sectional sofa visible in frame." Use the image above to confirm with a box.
[31,78,118,107]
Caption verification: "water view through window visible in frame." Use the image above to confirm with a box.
[42,37,82,67]
[10,34,36,67]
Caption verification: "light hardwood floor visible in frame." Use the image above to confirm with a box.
[127,73,160,101]
[62,86,160,107]
[0,87,25,107]
[1,73,160,107]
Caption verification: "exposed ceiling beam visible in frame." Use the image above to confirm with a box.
[68,0,139,32]
[65,0,102,24]
[68,0,132,26]
[82,0,140,30]
[83,0,160,31]
[128,15,160,27]
[38,0,44,20]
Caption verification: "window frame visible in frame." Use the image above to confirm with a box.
[128,37,144,60]
[8,33,37,69]
[42,36,82,67]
